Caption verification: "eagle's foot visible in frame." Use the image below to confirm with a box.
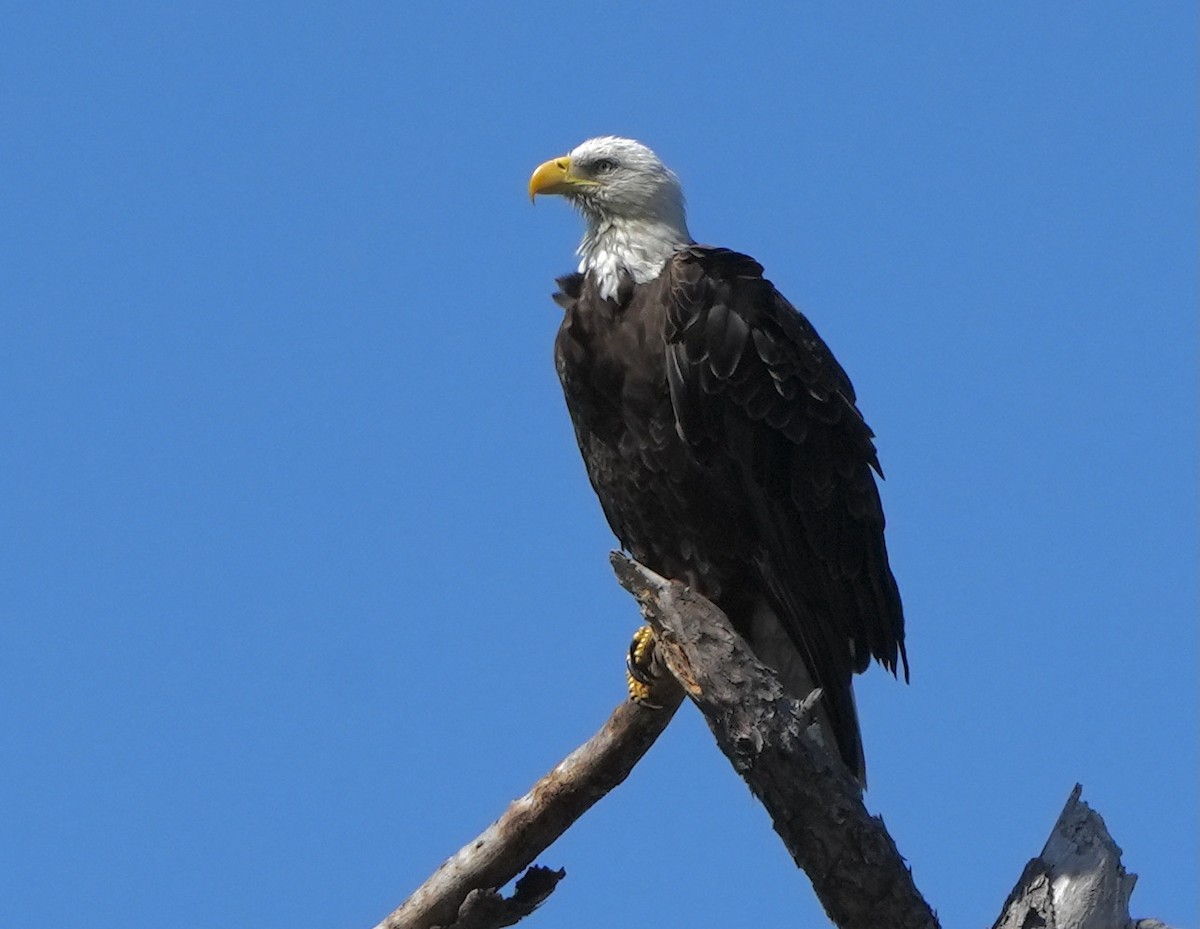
[626,625,667,709]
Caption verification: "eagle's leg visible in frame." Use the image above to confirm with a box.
[626,625,669,708]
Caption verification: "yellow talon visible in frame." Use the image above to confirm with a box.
[627,669,657,705]
[631,625,656,666]
[626,625,664,708]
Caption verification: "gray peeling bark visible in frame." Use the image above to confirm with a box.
[610,552,940,929]
[992,784,1145,929]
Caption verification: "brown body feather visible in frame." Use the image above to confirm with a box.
[553,245,906,783]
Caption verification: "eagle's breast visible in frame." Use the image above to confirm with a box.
[553,270,750,597]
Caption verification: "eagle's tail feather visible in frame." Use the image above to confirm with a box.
[746,596,866,787]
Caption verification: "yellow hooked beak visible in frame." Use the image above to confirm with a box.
[528,155,598,202]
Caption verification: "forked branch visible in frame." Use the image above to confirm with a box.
[381,555,1164,929]
[377,674,683,929]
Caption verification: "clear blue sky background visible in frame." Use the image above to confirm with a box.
[2,3,1195,927]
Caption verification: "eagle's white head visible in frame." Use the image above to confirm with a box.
[529,137,693,300]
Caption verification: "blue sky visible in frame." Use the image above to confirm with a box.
[2,3,1195,927]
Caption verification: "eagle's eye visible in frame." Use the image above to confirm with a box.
[591,158,618,174]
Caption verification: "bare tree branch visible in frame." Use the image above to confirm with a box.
[383,553,1174,929]
[610,551,940,929]
[376,678,684,929]
[430,866,566,929]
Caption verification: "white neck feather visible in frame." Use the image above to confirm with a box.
[578,215,692,301]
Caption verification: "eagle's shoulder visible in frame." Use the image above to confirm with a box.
[551,272,585,311]
[664,244,873,456]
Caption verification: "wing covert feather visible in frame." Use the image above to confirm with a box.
[664,247,907,683]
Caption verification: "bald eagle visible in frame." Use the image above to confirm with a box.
[530,137,907,784]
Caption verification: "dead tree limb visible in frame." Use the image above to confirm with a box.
[376,677,684,929]
[611,551,939,929]
[418,865,565,929]
[383,553,1172,929]
[994,784,1149,929]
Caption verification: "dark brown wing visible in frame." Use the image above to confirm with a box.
[664,246,907,764]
